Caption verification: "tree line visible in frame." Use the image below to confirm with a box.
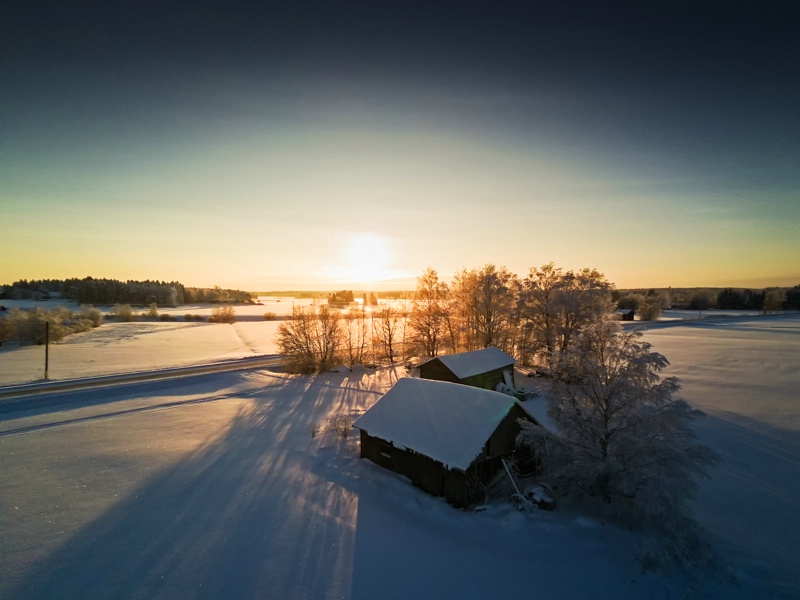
[278,263,615,373]
[2,278,254,305]
[615,285,799,315]
[0,305,103,345]
[279,264,800,374]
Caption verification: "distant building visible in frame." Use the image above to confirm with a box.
[417,347,516,392]
[620,309,635,321]
[353,377,539,507]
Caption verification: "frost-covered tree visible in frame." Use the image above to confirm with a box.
[372,305,401,363]
[518,263,614,366]
[518,319,718,566]
[209,305,236,323]
[636,293,664,321]
[452,264,518,352]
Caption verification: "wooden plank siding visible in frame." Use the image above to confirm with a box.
[419,362,512,392]
[358,404,534,508]
[417,360,462,384]
[460,369,508,392]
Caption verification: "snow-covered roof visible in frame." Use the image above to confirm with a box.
[418,347,516,380]
[353,377,520,471]
[517,396,555,432]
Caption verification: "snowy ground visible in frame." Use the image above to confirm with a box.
[0,320,282,385]
[645,308,763,321]
[642,315,800,596]
[0,314,798,599]
[0,299,287,385]
[0,297,408,385]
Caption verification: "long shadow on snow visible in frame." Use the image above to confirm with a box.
[5,371,383,600]
[0,368,285,420]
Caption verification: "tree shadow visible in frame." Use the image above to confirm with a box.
[0,370,272,420]
[4,370,385,600]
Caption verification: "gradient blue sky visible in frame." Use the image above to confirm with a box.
[2,1,798,290]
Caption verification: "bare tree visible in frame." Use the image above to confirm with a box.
[397,304,409,362]
[408,268,448,358]
[343,305,370,366]
[372,305,400,363]
[453,265,518,352]
[519,263,566,362]
[519,263,614,367]
[556,267,614,354]
[439,279,462,354]
[277,304,341,373]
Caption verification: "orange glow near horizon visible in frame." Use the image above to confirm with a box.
[318,233,397,287]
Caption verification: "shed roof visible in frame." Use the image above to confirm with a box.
[353,377,520,471]
[418,347,516,380]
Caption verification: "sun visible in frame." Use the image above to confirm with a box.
[341,233,392,284]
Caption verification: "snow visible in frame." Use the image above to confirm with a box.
[353,377,519,470]
[0,311,798,599]
[0,296,400,385]
[642,314,800,593]
[418,346,516,380]
[516,391,555,432]
[0,316,282,386]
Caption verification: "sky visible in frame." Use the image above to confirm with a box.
[2,1,799,291]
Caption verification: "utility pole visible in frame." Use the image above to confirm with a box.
[44,321,49,380]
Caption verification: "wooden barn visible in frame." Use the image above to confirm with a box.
[353,377,538,508]
[417,347,517,392]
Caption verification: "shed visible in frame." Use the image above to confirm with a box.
[353,377,537,507]
[620,309,635,321]
[417,347,516,392]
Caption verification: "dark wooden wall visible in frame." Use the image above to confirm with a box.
[418,360,460,384]
[359,430,482,507]
[358,406,536,508]
[420,361,515,392]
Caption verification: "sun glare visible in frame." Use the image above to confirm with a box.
[338,233,392,284]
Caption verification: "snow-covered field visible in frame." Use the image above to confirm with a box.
[641,315,800,595]
[0,320,282,385]
[0,314,798,599]
[0,299,290,385]
[0,297,411,385]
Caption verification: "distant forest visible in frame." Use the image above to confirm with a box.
[615,286,800,312]
[1,278,254,306]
